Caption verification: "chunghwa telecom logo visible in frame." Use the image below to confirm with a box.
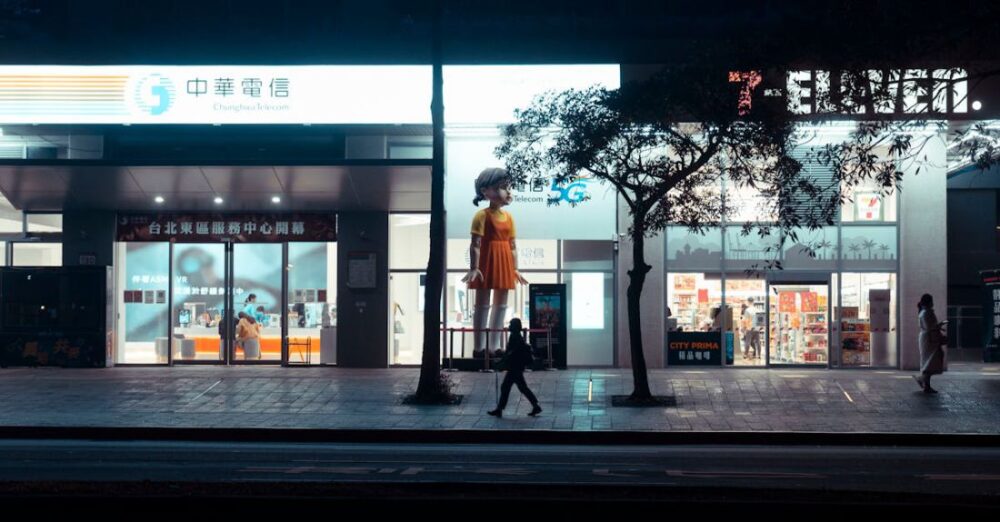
[132,74,176,116]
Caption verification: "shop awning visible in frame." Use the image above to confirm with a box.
[0,163,431,212]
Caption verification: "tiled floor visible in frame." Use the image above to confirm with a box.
[0,364,997,433]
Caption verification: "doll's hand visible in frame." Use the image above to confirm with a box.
[515,271,529,285]
[461,269,483,284]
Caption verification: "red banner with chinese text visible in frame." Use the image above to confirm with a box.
[116,213,336,242]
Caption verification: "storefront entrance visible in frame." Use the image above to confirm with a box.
[667,272,832,368]
[766,280,830,366]
[114,213,338,366]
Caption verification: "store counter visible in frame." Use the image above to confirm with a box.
[171,326,334,361]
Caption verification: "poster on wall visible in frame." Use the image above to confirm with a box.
[779,292,797,313]
[800,291,818,312]
[529,283,567,369]
[346,252,377,289]
[855,193,883,221]
[980,269,1000,361]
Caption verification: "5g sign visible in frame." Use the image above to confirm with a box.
[549,178,590,204]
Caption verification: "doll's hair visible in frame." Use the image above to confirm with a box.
[472,167,512,206]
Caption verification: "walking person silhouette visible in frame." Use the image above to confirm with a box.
[488,318,542,418]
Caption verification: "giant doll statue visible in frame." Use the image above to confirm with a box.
[461,168,529,356]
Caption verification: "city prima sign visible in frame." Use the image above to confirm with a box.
[730,68,973,116]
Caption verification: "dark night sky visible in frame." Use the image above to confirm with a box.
[0,0,997,66]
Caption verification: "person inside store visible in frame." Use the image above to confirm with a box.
[702,307,716,331]
[742,297,761,359]
[255,305,269,327]
[914,293,946,394]
[218,309,239,359]
[237,311,262,360]
[242,293,258,318]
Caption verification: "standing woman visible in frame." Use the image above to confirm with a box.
[914,293,945,394]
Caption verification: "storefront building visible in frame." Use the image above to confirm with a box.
[0,63,987,371]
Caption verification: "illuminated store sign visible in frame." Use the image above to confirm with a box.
[729,68,973,116]
[117,213,337,242]
[0,66,431,124]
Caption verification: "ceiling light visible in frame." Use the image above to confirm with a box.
[271,196,281,204]
[154,196,165,204]
[973,100,983,111]
[213,196,224,204]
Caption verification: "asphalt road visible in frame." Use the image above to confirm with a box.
[0,439,997,502]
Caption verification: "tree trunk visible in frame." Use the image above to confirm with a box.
[627,227,654,400]
[415,5,446,400]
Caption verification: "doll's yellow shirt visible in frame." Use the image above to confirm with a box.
[470,209,516,238]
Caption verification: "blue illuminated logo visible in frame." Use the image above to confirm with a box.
[549,178,590,204]
[132,74,176,116]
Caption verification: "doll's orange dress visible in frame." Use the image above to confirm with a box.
[468,208,517,290]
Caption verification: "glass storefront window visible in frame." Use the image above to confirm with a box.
[782,227,838,270]
[667,273,724,333]
[842,183,897,223]
[171,243,226,362]
[448,237,558,271]
[115,242,170,364]
[562,240,614,270]
[666,227,722,270]
[841,226,896,269]
[724,182,776,223]
[390,214,431,270]
[12,242,61,266]
[724,226,780,271]
[26,213,62,233]
[567,271,614,366]
[515,239,558,270]
[391,272,433,365]
[447,238,471,270]
[0,193,22,233]
[839,273,897,367]
[287,242,337,365]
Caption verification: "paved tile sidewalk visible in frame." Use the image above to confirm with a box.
[0,364,998,433]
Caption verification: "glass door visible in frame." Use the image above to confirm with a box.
[171,243,228,363]
[230,243,284,363]
[287,242,337,365]
[767,281,830,366]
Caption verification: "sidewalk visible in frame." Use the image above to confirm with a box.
[0,364,998,435]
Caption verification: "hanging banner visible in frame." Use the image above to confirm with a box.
[116,213,336,242]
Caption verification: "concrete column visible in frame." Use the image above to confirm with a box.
[336,212,390,368]
[899,135,947,370]
[62,211,116,266]
[616,200,666,369]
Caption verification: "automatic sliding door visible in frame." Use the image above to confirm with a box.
[171,243,227,362]
[231,243,283,363]
[768,282,830,366]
